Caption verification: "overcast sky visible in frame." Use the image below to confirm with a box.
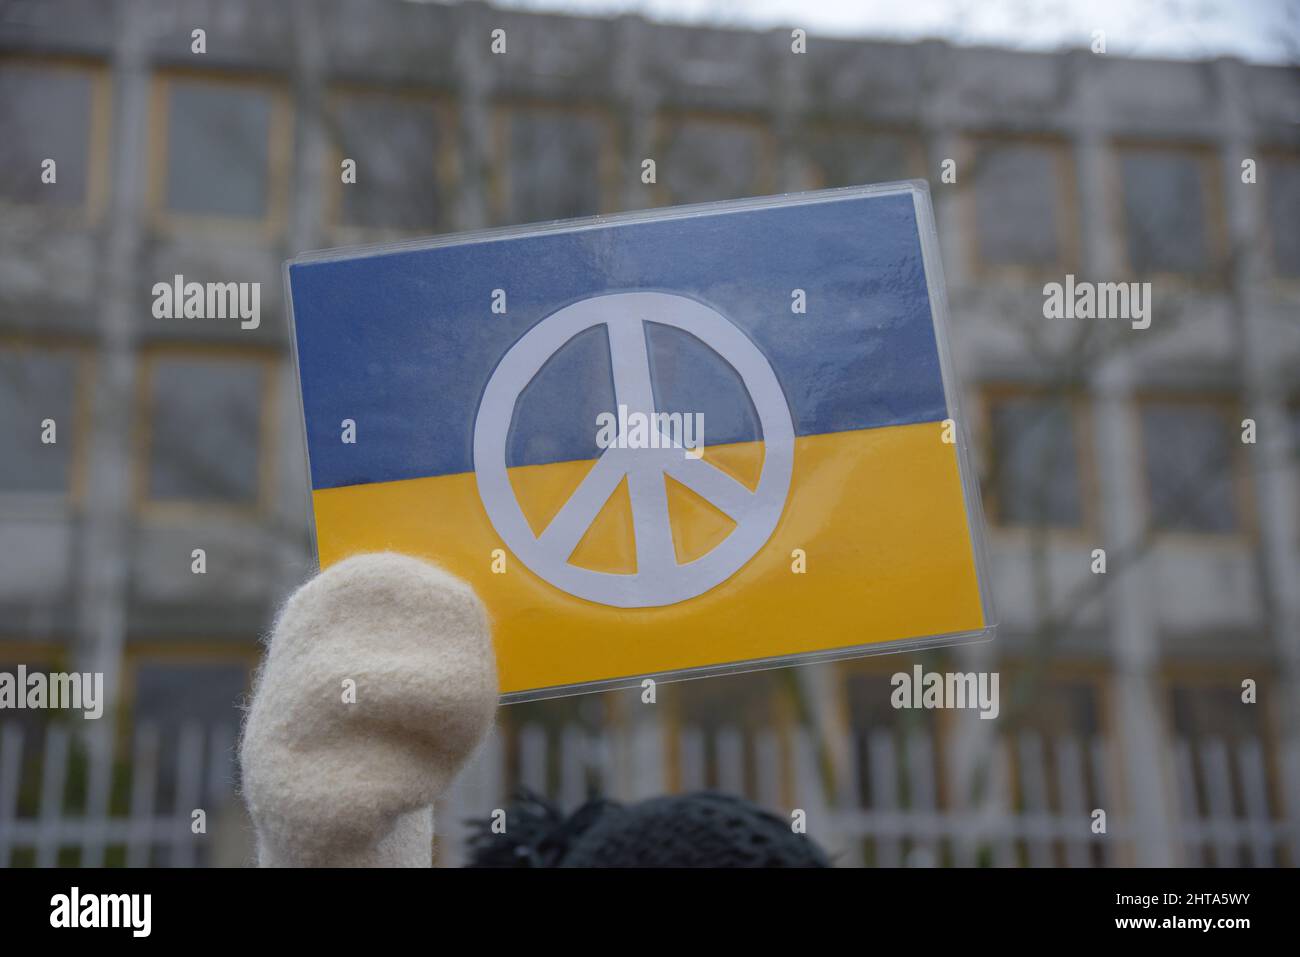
[475,0,1300,64]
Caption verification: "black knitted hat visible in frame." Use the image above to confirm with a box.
[466,790,831,868]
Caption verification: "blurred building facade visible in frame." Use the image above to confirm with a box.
[0,0,1297,866]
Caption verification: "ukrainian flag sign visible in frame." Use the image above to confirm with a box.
[287,184,993,699]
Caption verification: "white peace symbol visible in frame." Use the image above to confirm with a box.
[473,291,794,608]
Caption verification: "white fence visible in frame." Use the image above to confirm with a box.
[0,720,1288,867]
[436,722,1287,867]
[434,724,1119,867]
[0,721,236,867]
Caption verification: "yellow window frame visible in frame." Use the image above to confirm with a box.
[1132,390,1256,544]
[976,382,1099,539]
[1108,138,1228,287]
[146,69,292,240]
[959,131,1081,283]
[132,344,279,521]
[488,97,619,226]
[650,109,776,208]
[0,334,95,509]
[0,54,112,226]
[322,84,459,241]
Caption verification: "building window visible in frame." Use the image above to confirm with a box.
[326,89,453,234]
[968,138,1076,274]
[138,352,273,511]
[1116,144,1220,277]
[655,115,770,206]
[151,75,288,229]
[1168,679,1286,866]
[0,58,108,214]
[1139,398,1243,534]
[494,105,610,225]
[803,127,920,191]
[984,390,1087,529]
[0,343,86,498]
[1265,154,1300,279]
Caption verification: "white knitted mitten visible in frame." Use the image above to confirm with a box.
[239,552,498,867]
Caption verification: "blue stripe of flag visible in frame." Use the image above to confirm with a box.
[290,191,947,490]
